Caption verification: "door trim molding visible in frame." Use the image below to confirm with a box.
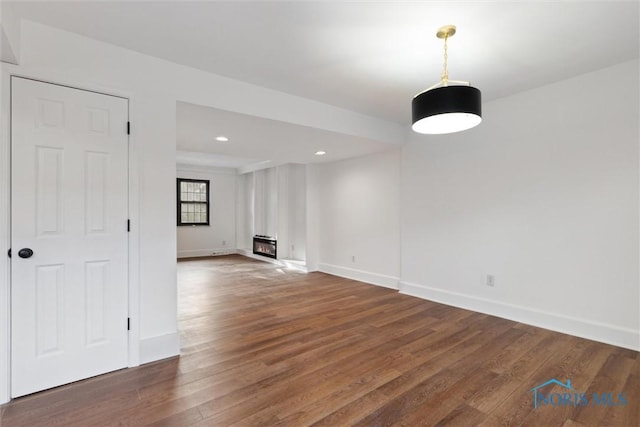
[0,68,12,405]
[0,71,141,403]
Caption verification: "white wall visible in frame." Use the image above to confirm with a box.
[275,164,306,260]
[236,172,254,251]
[401,59,640,350]
[0,3,21,64]
[254,167,278,237]
[316,149,402,289]
[290,164,307,261]
[176,165,237,258]
[0,19,403,403]
[134,94,177,352]
[305,164,321,272]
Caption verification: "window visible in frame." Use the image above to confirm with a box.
[177,178,210,226]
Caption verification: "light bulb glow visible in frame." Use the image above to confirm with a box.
[412,112,481,134]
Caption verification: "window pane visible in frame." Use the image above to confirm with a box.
[178,179,209,225]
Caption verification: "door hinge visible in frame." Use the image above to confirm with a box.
[127,219,130,232]
[127,318,130,331]
[127,121,130,135]
[7,248,11,258]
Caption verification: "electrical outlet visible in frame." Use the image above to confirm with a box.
[352,255,356,263]
[486,274,495,287]
[222,240,226,246]
[291,244,295,252]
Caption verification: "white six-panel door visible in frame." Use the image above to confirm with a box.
[11,77,129,397]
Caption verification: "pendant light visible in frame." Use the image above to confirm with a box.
[412,25,482,134]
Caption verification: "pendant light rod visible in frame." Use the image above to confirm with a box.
[419,25,472,93]
[439,25,454,85]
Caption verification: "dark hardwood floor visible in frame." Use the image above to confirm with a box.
[1,255,638,426]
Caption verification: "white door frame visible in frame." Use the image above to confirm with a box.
[0,70,141,403]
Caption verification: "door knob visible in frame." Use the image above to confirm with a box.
[18,248,33,259]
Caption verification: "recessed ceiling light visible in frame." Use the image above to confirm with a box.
[315,151,326,156]
[215,136,229,142]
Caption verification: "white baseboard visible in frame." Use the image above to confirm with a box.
[139,332,181,364]
[177,248,236,258]
[399,281,640,351]
[318,263,399,290]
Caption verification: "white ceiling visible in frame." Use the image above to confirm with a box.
[7,1,639,168]
[176,101,396,168]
